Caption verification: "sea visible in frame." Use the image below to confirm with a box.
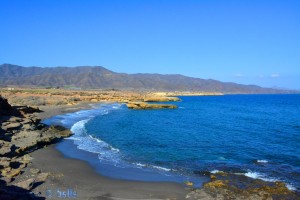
[43,95,300,191]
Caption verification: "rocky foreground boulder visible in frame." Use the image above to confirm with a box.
[0,96,72,199]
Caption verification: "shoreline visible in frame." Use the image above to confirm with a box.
[35,101,300,200]
[37,102,103,120]
[31,102,189,199]
[1,94,299,199]
[29,144,188,199]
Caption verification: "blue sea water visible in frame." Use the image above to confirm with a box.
[43,95,300,190]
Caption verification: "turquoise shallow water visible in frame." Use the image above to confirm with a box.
[43,95,300,190]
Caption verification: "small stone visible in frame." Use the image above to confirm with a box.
[8,117,22,122]
[14,178,35,190]
[204,180,226,188]
[0,141,14,156]
[215,171,227,176]
[9,169,22,178]
[1,166,11,174]
[210,175,217,180]
[30,168,40,174]
[2,122,22,130]
[185,181,194,187]
[0,157,11,168]
[36,172,49,182]
[2,168,22,178]
[19,163,27,170]
[20,154,33,163]
[22,124,36,131]
[48,125,72,137]
[21,118,31,124]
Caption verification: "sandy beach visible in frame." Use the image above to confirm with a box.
[29,103,188,200]
[29,145,187,200]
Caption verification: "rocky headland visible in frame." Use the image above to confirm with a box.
[126,96,180,109]
[0,88,181,110]
[126,102,178,110]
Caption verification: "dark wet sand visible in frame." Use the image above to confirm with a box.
[37,102,99,120]
[30,145,187,200]
[29,103,188,200]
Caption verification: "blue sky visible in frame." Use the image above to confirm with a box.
[0,0,299,89]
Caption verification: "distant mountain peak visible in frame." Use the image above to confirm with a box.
[0,63,295,94]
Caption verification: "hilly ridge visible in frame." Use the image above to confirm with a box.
[0,64,294,94]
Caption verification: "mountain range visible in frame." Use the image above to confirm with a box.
[0,64,295,94]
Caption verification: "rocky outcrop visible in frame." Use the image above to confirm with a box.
[143,96,180,102]
[0,141,15,156]
[1,114,72,156]
[16,105,42,116]
[186,171,299,200]
[127,102,178,110]
[126,95,180,109]
[0,96,72,199]
[13,172,49,190]
[0,95,21,117]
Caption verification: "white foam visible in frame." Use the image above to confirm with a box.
[64,137,80,141]
[210,170,224,174]
[112,104,122,109]
[134,163,147,168]
[61,119,68,125]
[256,160,268,163]
[286,184,296,191]
[133,162,173,172]
[110,146,120,152]
[64,104,123,165]
[245,171,279,182]
[244,171,296,191]
[244,171,264,179]
[88,135,120,152]
[72,134,121,163]
[151,165,172,172]
[70,119,90,136]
